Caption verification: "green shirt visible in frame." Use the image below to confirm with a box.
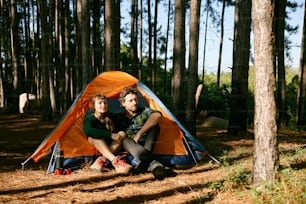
[83,113,112,139]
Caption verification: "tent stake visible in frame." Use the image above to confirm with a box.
[208,154,221,165]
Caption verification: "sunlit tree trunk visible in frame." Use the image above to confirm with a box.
[252,0,279,185]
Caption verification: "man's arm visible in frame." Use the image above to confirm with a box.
[134,112,162,142]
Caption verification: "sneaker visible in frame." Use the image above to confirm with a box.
[152,166,177,180]
[90,156,106,172]
[112,156,132,175]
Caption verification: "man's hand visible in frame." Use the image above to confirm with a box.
[133,132,142,143]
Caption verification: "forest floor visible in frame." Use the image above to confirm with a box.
[0,114,305,204]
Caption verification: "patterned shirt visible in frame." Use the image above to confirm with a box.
[114,107,158,139]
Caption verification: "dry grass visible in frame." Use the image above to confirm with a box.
[0,114,305,204]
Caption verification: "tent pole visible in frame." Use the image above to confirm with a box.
[182,136,198,165]
[46,141,59,174]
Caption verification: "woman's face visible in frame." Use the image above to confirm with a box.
[94,98,108,114]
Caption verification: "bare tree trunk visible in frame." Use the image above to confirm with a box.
[93,0,102,75]
[275,0,288,128]
[252,0,279,185]
[163,0,171,101]
[81,0,90,87]
[147,0,152,87]
[139,0,143,80]
[38,0,52,121]
[296,0,306,129]
[105,0,118,71]
[186,0,201,135]
[217,0,226,87]
[152,0,158,91]
[227,0,251,136]
[172,0,185,121]
[9,0,20,113]
[130,0,138,76]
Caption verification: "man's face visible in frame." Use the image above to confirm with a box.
[122,93,138,113]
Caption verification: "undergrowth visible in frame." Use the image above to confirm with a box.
[206,146,306,204]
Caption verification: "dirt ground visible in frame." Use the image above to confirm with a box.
[0,114,305,204]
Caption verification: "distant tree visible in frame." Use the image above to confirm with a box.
[38,0,52,121]
[93,0,103,75]
[275,0,288,128]
[186,0,201,135]
[80,0,90,86]
[227,0,252,136]
[8,0,21,113]
[252,0,279,185]
[217,0,226,87]
[172,0,186,121]
[130,0,138,76]
[296,0,306,128]
[105,0,120,70]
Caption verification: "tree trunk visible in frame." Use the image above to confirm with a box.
[105,0,118,71]
[296,0,306,129]
[172,0,185,122]
[139,0,143,80]
[38,0,52,121]
[147,0,152,87]
[217,0,226,87]
[186,0,201,135]
[93,0,102,75]
[163,0,171,101]
[130,0,138,76]
[252,0,279,185]
[9,0,20,113]
[227,0,251,136]
[152,0,158,91]
[81,0,90,87]
[275,0,287,128]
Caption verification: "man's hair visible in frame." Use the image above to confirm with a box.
[119,87,138,103]
[90,93,108,113]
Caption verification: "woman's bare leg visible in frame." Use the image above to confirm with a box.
[88,137,115,161]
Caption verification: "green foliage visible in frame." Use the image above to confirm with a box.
[201,67,299,128]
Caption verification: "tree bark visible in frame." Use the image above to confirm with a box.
[252,0,279,185]
[105,0,119,71]
[227,0,251,135]
[296,0,306,128]
[275,0,287,128]
[172,0,186,122]
[38,0,52,121]
[186,0,201,135]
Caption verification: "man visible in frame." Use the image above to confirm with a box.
[114,87,176,180]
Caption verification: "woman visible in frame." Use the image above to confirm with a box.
[83,94,132,174]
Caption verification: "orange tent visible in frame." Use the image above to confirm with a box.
[22,71,207,171]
